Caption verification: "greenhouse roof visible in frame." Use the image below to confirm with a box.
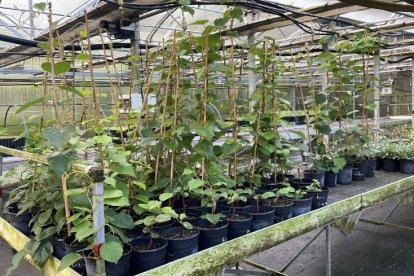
[1,1,414,69]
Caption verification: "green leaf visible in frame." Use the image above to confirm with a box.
[44,124,76,149]
[159,193,173,202]
[104,188,123,199]
[32,240,53,267]
[188,179,204,191]
[38,210,52,225]
[59,86,84,97]
[4,250,26,276]
[58,253,81,272]
[195,126,214,140]
[105,196,129,207]
[202,213,224,225]
[110,214,134,229]
[111,162,136,177]
[67,188,86,196]
[104,176,116,187]
[48,150,77,175]
[365,103,377,111]
[33,2,47,11]
[55,62,71,75]
[76,53,89,60]
[93,135,112,146]
[154,214,172,223]
[14,97,44,115]
[100,242,123,263]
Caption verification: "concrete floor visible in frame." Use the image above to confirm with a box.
[0,158,413,276]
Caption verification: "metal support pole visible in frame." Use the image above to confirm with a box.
[0,154,3,177]
[382,194,406,222]
[280,227,325,272]
[374,53,381,141]
[241,259,287,276]
[28,0,35,38]
[322,43,330,148]
[133,22,142,102]
[359,218,414,233]
[247,12,257,111]
[89,167,106,276]
[412,58,414,128]
[325,225,331,276]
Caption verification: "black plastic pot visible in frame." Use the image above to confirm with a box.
[64,236,87,275]
[303,170,325,186]
[242,205,275,232]
[126,227,145,247]
[152,220,176,235]
[352,161,368,181]
[307,187,329,210]
[221,200,252,212]
[3,205,32,236]
[162,227,199,261]
[267,198,293,223]
[195,219,228,250]
[263,182,284,191]
[51,236,66,259]
[383,158,399,172]
[289,178,313,189]
[376,158,383,170]
[176,208,202,224]
[131,236,168,274]
[399,159,414,174]
[366,158,376,177]
[223,211,252,240]
[324,171,337,188]
[289,196,313,217]
[85,244,132,276]
[337,164,353,185]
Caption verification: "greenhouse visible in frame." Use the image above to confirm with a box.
[0,0,414,275]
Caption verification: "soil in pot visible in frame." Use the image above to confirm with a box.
[382,158,399,172]
[289,196,313,217]
[324,171,337,188]
[223,211,252,240]
[194,219,228,250]
[307,187,329,210]
[162,227,199,261]
[64,236,87,275]
[352,161,368,181]
[85,243,132,276]
[375,158,383,170]
[152,219,176,235]
[3,204,32,236]
[126,227,145,247]
[366,158,376,177]
[131,236,168,274]
[337,164,353,185]
[221,200,252,212]
[264,198,293,223]
[303,170,325,187]
[399,159,414,174]
[242,205,275,231]
[289,178,313,189]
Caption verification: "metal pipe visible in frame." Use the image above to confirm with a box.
[382,194,407,222]
[412,58,414,128]
[359,218,414,233]
[241,259,288,276]
[374,53,381,141]
[325,225,331,276]
[28,0,35,38]
[280,227,325,272]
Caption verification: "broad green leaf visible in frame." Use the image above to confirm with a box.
[59,86,84,97]
[44,124,76,149]
[38,209,52,225]
[104,188,123,199]
[32,240,53,267]
[58,253,81,271]
[93,135,112,146]
[33,2,47,11]
[67,188,87,196]
[55,62,71,75]
[14,97,44,115]
[105,196,129,207]
[110,214,134,229]
[76,53,89,60]
[154,214,172,223]
[104,176,116,187]
[194,126,214,140]
[111,162,136,177]
[100,242,123,263]
[47,150,77,175]
[188,179,204,191]
[159,193,173,202]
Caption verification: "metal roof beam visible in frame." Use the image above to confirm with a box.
[0,18,24,38]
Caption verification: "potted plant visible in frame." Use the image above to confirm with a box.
[305,179,329,210]
[242,191,275,232]
[396,143,414,174]
[379,141,400,172]
[277,180,312,217]
[262,179,294,223]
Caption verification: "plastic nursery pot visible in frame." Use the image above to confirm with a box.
[337,164,353,185]
[126,227,145,247]
[242,205,275,232]
[307,187,329,210]
[375,158,383,171]
[172,197,201,209]
[264,198,293,223]
[51,235,67,259]
[352,161,368,181]
[85,243,132,276]
[324,171,338,188]
[221,200,252,212]
[194,219,229,250]
[303,170,325,187]
[162,226,200,262]
[152,219,176,235]
[289,178,313,189]
[64,236,87,275]
[3,204,32,236]
[223,211,252,240]
[176,208,203,224]
[131,236,168,274]
[382,158,399,172]
[366,158,376,177]
[399,159,414,174]
[289,196,313,217]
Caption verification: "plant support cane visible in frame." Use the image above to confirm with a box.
[90,167,106,276]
